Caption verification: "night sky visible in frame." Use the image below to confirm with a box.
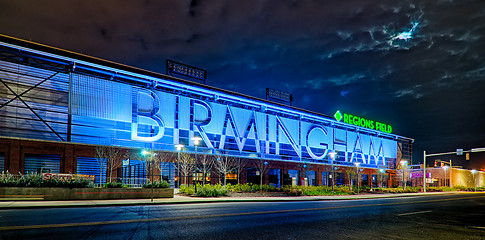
[1,0,484,169]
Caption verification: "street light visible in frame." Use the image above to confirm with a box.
[142,150,157,202]
[401,160,408,190]
[471,169,476,191]
[175,144,184,188]
[303,164,307,186]
[191,136,202,193]
[442,165,449,187]
[354,162,360,194]
[328,151,336,191]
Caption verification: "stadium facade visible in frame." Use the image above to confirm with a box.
[0,35,413,187]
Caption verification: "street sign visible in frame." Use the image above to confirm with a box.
[457,149,463,155]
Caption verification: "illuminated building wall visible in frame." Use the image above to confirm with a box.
[0,35,413,179]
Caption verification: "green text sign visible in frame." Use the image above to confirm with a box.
[334,111,392,133]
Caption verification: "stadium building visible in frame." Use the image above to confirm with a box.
[0,35,413,188]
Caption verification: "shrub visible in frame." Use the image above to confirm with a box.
[0,172,94,188]
[282,185,354,196]
[226,183,254,193]
[225,183,279,193]
[104,181,125,188]
[143,180,170,188]
[179,185,195,195]
[195,184,228,197]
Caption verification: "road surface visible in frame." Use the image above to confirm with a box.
[0,193,484,239]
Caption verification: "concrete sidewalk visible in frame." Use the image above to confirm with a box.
[0,191,460,209]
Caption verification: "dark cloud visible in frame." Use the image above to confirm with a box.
[0,0,484,167]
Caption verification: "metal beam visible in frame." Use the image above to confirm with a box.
[0,71,59,110]
[0,77,65,141]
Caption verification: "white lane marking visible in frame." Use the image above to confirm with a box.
[398,210,432,216]
[469,226,485,230]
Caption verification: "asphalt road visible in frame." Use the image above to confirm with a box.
[0,193,484,240]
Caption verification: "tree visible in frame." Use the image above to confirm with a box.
[398,162,409,189]
[214,154,234,185]
[377,169,387,188]
[198,154,215,185]
[176,152,195,186]
[233,158,247,184]
[152,151,176,181]
[95,146,106,186]
[346,167,358,192]
[254,159,271,188]
[95,144,128,183]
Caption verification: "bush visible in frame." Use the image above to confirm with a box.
[282,185,354,196]
[195,184,228,197]
[373,187,421,193]
[226,183,254,193]
[104,181,125,188]
[143,180,170,188]
[225,183,279,193]
[179,185,195,195]
[0,172,94,188]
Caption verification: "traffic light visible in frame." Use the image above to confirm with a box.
[466,153,470,160]
[434,160,440,167]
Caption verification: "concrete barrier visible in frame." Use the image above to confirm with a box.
[0,187,174,200]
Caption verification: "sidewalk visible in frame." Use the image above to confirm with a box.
[0,191,460,209]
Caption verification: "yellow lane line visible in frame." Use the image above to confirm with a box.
[1,195,484,231]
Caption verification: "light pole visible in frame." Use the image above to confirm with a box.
[175,144,183,188]
[401,160,408,190]
[191,136,202,193]
[329,151,336,191]
[471,169,476,191]
[442,165,449,187]
[354,162,360,194]
[303,164,307,186]
[142,150,157,202]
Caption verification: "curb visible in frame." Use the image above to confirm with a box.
[0,192,463,210]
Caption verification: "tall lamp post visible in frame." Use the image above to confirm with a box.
[191,136,202,193]
[401,160,408,190]
[142,150,157,202]
[175,144,184,188]
[354,162,360,194]
[442,165,449,187]
[329,151,336,191]
[471,169,476,192]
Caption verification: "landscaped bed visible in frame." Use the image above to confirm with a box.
[177,183,484,198]
[0,172,173,200]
